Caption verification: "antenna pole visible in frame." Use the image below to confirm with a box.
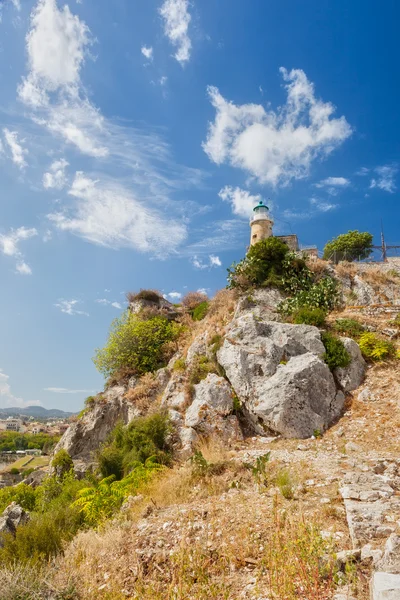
[381,220,387,262]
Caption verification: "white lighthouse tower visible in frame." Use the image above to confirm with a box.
[249,200,274,246]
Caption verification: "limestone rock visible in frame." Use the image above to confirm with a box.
[334,337,366,392]
[184,374,242,442]
[161,374,186,410]
[370,572,400,600]
[53,389,139,460]
[376,534,400,574]
[186,332,210,365]
[178,426,199,456]
[234,288,283,321]
[0,503,30,546]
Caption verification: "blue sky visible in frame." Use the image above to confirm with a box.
[0,0,398,411]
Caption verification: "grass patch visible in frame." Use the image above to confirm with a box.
[333,318,365,338]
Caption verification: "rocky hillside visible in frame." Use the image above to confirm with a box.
[46,259,400,599]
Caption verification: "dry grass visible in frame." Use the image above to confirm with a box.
[335,261,358,279]
[360,266,400,286]
[308,257,330,279]
[124,373,160,411]
[54,492,345,600]
[0,562,77,600]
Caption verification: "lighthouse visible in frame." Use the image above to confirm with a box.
[249,200,274,246]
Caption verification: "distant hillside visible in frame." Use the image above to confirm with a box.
[0,406,74,419]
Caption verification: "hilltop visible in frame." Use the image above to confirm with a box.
[1,246,400,599]
[0,407,75,420]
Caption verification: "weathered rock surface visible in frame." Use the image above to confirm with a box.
[184,374,242,442]
[0,503,30,546]
[217,312,346,437]
[370,572,400,600]
[54,387,139,460]
[334,337,367,392]
[246,353,344,438]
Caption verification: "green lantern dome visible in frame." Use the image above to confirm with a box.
[253,200,269,212]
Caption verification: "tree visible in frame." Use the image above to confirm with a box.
[323,230,373,263]
[52,449,74,479]
[227,237,290,289]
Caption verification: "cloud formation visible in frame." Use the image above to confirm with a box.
[96,298,122,309]
[43,387,93,394]
[0,369,39,408]
[203,68,352,187]
[0,226,38,274]
[192,254,222,269]
[370,165,397,193]
[219,186,263,218]
[3,129,28,169]
[159,0,191,65]
[141,46,153,61]
[43,158,69,189]
[54,299,89,316]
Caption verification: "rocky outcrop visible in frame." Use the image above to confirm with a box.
[217,312,346,437]
[334,337,367,392]
[184,374,242,442]
[0,503,30,546]
[54,386,140,460]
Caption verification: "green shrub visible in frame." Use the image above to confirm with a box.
[358,332,396,361]
[209,334,223,355]
[321,332,351,370]
[323,230,373,263]
[52,449,74,478]
[227,237,289,290]
[292,307,326,327]
[73,462,163,527]
[188,355,218,385]
[9,467,20,475]
[0,483,38,514]
[279,277,340,315]
[192,301,209,321]
[93,312,181,379]
[173,357,186,372]
[275,468,296,500]
[333,318,365,338]
[98,445,124,480]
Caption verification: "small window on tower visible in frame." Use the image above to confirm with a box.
[252,234,257,240]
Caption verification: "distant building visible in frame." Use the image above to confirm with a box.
[4,418,23,432]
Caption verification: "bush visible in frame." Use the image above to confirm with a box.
[173,357,186,372]
[321,332,351,370]
[0,483,38,514]
[98,446,124,480]
[333,318,365,338]
[279,276,340,315]
[323,230,373,263]
[93,312,181,379]
[9,467,20,475]
[188,355,218,385]
[52,449,74,478]
[182,291,208,311]
[227,237,289,290]
[358,332,396,361]
[192,301,209,321]
[126,289,162,303]
[292,307,326,327]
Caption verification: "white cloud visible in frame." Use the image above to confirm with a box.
[159,0,191,65]
[48,171,187,254]
[284,197,337,220]
[203,68,352,187]
[43,157,69,189]
[11,0,21,11]
[356,167,369,176]
[16,262,33,275]
[315,176,350,188]
[218,186,264,218]
[3,129,28,169]
[141,45,153,61]
[18,0,91,107]
[209,254,222,267]
[197,287,209,296]
[370,165,397,193]
[0,226,37,274]
[44,387,93,393]
[54,299,88,316]
[165,291,182,300]
[96,298,122,309]
[160,76,168,86]
[192,254,222,269]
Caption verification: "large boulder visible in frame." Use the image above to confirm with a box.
[246,353,344,438]
[217,313,346,438]
[334,337,367,392]
[184,374,243,442]
[0,503,30,546]
[217,314,325,401]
